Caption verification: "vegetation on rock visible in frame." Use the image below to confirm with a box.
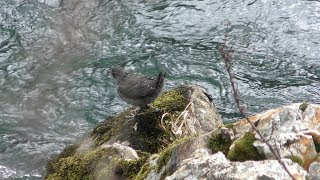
[299,102,309,112]
[152,87,188,112]
[285,155,304,167]
[46,148,113,180]
[227,132,266,161]
[114,151,150,179]
[46,86,190,179]
[208,132,232,156]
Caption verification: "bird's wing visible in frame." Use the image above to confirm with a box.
[118,76,157,99]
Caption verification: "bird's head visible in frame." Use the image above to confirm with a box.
[111,67,127,80]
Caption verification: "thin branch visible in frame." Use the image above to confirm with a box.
[218,43,297,179]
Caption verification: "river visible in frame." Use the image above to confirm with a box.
[0,0,319,179]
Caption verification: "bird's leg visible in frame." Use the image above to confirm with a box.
[125,105,163,120]
[146,104,162,112]
[125,107,141,120]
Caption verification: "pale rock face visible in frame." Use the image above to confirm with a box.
[47,84,320,179]
[38,0,61,8]
[145,103,320,179]
[164,152,307,180]
[101,142,139,160]
[169,85,223,136]
[309,162,320,180]
[234,103,320,163]
[189,86,223,133]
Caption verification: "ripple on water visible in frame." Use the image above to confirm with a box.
[1,0,320,179]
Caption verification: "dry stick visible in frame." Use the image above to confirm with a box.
[218,46,297,180]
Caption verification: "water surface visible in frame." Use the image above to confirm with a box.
[0,0,320,178]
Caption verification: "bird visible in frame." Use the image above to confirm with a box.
[111,67,166,118]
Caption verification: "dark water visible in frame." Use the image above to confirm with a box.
[0,0,319,178]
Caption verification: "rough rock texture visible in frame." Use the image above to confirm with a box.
[45,85,223,179]
[142,103,320,180]
[233,103,320,169]
[309,162,320,180]
[166,152,307,180]
[146,135,308,180]
[46,86,320,179]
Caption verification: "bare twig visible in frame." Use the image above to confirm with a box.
[218,35,297,179]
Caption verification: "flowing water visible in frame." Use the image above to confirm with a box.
[0,0,320,179]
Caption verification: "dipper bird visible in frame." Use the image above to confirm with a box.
[111,67,166,117]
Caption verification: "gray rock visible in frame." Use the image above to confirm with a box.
[38,0,61,8]
[164,151,307,180]
[309,162,320,180]
[101,142,139,160]
[233,103,319,163]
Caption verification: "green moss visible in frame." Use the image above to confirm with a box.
[227,132,265,161]
[91,108,170,154]
[208,133,232,156]
[46,143,80,176]
[47,87,192,179]
[114,151,150,179]
[299,102,309,112]
[152,87,188,112]
[46,156,89,180]
[134,163,151,180]
[225,123,234,130]
[156,147,173,173]
[91,113,128,147]
[90,87,189,153]
[156,137,191,172]
[285,155,304,167]
[46,148,113,180]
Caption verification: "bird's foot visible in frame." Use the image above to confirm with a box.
[146,104,162,112]
[125,107,141,120]
[125,105,162,120]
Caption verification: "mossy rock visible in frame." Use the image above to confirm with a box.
[134,162,151,180]
[208,133,232,156]
[46,143,80,176]
[225,123,234,130]
[114,151,150,179]
[285,155,304,167]
[46,86,191,179]
[152,87,189,112]
[46,148,114,180]
[299,102,309,112]
[155,137,192,177]
[90,86,189,153]
[227,132,266,161]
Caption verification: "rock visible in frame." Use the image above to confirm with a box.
[46,86,320,179]
[233,103,320,169]
[101,142,139,160]
[221,127,235,141]
[45,85,223,179]
[165,152,307,180]
[309,162,320,180]
[38,0,61,8]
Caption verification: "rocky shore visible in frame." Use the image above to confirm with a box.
[45,85,320,180]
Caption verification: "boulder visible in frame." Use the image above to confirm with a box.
[233,103,320,170]
[45,85,223,179]
[46,86,320,179]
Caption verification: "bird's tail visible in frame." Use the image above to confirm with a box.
[156,71,166,88]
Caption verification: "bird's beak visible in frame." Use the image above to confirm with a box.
[162,71,167,77]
